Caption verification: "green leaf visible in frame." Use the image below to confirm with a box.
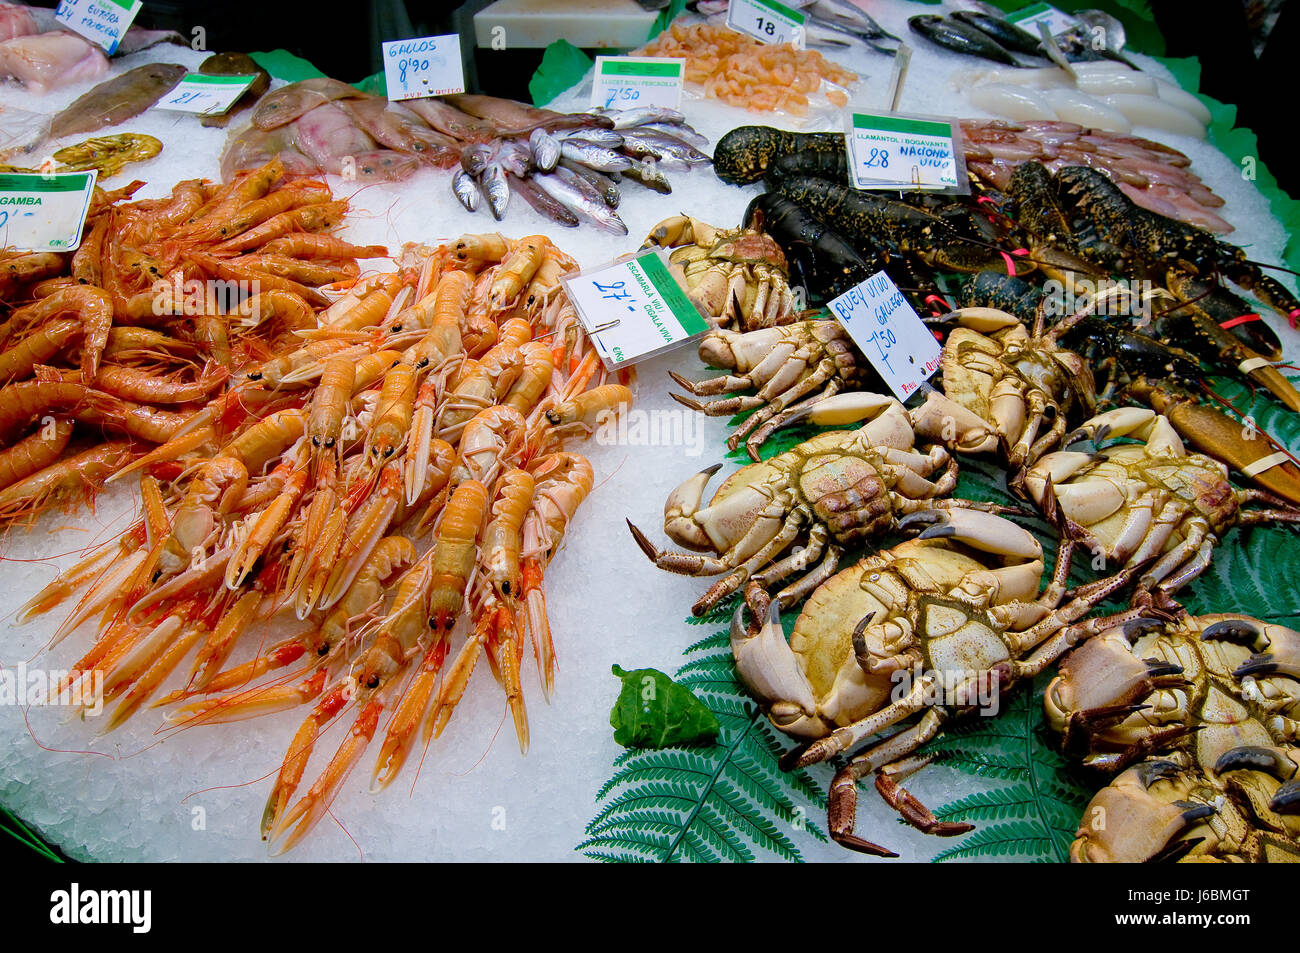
[528,40,594,108]
[609,665,721,749]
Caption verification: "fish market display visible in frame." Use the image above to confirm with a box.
[19,228,631,853]
[449,106,709,230]
[962,119,1228,232]
[0,160,382,524]
[956,60,1210,139]
[635,22,857,113]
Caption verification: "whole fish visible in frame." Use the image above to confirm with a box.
[803,12,900,54]
[293,102,377,171]
[346,150,420,182]
[908,15,1023,66]
[595,106,685,128]
[478,163,510,220]
[558,157,620,208]
[559,139,632,173]
[198,52,270,129]
[342,98,459,165]
[792,0,900,41]
[460,143,494,177]
[507,171,578,227]
[619,159,672,195]
[50,63,187,139]
[405,97,498,142]
[628,129,710,164]
[638,121,709,148]
[529,127,560,171]
[950,11,1043,56]
[495,139,533,178]
[252,77,361,130]
[452,169,480,212]
[0,30,107,94]
[533,169,627,234]
[219,124,315,181]
[558,127,624,148]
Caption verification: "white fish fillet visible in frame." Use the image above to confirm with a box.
[1042,88,1131,134]
[968,84,1056,121]
[1103,93,1206,139]
[0,29,108,93]
[1154,79,1213,126]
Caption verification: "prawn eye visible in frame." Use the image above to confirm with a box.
[312,436,321,446]
[316,643,330,657]
[324,437,335,448]
[391,324,403,333]
[384,447,394,457]
[366,674,380,689]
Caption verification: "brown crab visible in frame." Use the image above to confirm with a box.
[730,508,1148,855]
[1023,407,1300,599]
[627,395,1010,618]
[642,214,795,330]
[1047,613,1300,861]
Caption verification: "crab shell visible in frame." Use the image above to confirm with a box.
[1071,756,1300,863]
[668,401,917,554]
[737,530,1043,740]
[1047,615,1300,769]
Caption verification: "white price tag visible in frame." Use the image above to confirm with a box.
[54,0,141,55]
[827,271,940,402]
[382,34,466,101]
[155,73,258,115]
[0,171,98,253]
[1006,2,1078,38]
[846,112,961,192]
[561,248,710,370]
[726,0,805,48]
[590,57,685,111]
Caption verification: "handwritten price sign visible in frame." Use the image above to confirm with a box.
[827,271,940,401]
[846,112,962,192]
[382,34,465,101]
[155,73,258,115]
[0,171,98,253]
[561,248,710,369]
[55,0,140,54]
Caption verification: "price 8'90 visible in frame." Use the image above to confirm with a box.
[398,56,429,87]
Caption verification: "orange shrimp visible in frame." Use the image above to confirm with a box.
[0,441,135,525]
[0,380,92,444]
[212,200,349,254]
[261,233,388,260]
[0,417,74,492]
[92,361,230,404]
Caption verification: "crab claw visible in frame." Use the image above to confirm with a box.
[729,602,818,735]
[778,392,898,429]
[662,462,722,550]
[897,509,1042,560]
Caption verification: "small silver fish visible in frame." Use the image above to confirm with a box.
[597,107,686,129]
[559,140,633,173]
[620,159,672,195]
[534,170,627,235]
[477,163,510,221]
[639,121,709,149]
[495,139,533,178]
[558,127,625,148]
[529,127,560,172]
[452,169,480,212]
[461,143,494,177]
[559,157,620,208]
[630,130,711,164]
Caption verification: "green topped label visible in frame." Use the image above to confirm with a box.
[561,248,710,369]
[846,111,962,193]
[156,73,259,115]
[0,170,98,252]
[727,0,805,47]
[591,56,685,110]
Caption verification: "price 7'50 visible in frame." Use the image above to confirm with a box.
[604,86,641,109]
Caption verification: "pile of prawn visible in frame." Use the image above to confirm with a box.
[635,22,856,114]
[19,228,633,854]
[0,158,386,526]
